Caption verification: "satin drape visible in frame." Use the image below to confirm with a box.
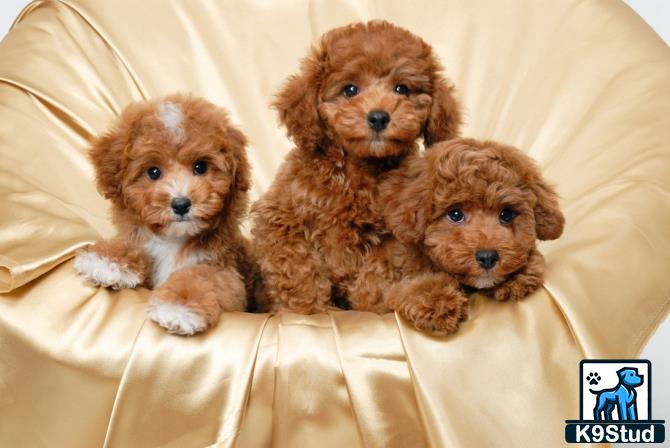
[1,1,669,446]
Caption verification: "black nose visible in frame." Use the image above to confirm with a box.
[171,197,191,216]
[475,250,499,270]
[367,110,390,132]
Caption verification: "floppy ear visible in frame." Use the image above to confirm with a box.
[531,176,565,240]
[382,155,431,244]
[272,49,325,151]
[89,116,135,205]
[222,124,251,226]
[423,75,462,147]
[225,125,251,192]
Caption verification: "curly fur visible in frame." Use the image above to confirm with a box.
[74,94,253,335]
[251,21,462,313]
[350,138,565,333]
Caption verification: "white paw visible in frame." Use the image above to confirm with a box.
[74,251,142,289]
[146,298,207,336]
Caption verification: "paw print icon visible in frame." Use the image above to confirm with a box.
[586,372,601,385]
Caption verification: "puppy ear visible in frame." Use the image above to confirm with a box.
[423,75,462,147]
[272,50,324,151]
[225,126,251,192]
[531,176,565,240]
[382,155,431,244]
[89,119,134,204]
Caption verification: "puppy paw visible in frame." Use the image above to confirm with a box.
[404,295,469,335]
[493,279,540,302]
[146,297,208,336]
[74,251,142,290]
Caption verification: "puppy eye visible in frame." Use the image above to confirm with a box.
[446,208,465,223]
[193,160,207,175]
[342,84,359,98]
[499,208,517,224]
[394,84,410,96]
[147,166,162,180]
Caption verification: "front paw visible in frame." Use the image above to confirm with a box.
[403,295,469,335]
[146,297,208,336]
[493,279,540,302]
[74,251,142,290]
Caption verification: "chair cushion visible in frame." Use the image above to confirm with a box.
[0,0,669,446]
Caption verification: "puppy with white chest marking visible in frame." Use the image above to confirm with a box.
[74,94,253,335]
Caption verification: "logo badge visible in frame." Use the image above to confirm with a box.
[565,360,665,443]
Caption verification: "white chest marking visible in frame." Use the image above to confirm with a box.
[144,235,210,287]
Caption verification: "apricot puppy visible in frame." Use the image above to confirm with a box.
[251,20,461,313]
[376,138,565,332]
[74,95,252,335]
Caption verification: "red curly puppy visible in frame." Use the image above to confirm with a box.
[357,138,565,333]
[251,21,461,313]
[74,95,252,335]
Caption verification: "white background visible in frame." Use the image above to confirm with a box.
[0,0,668,443]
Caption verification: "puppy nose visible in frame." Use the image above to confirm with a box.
[171,197,191,216]
[367,110,390,132]
[475,250,499,270]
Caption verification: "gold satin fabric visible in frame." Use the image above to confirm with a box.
[1,0,669,446]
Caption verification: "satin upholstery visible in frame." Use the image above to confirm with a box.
[1,0,669,446]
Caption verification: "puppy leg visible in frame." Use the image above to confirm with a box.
[347,247,395,314]
[74,238,148,289]
[147,264,246,336]
[494,248,545,301]
[254,231,333,314]
[386,272,469,334]
[347,278,392,314]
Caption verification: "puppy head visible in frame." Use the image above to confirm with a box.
[90,94,250,238]
[273,20,461,159]
[384,138,564,288]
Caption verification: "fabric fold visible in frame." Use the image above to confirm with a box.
[102,312,271,448]
[330,311,430,447]
[397,291,588,447]
[0,0,147,292]
[271,314,361,447]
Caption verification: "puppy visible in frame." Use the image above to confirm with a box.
[368,138,565,333]
[251,20,461,313]
[74,95,252,335]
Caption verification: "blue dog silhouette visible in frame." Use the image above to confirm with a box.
[590,367,644,421]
